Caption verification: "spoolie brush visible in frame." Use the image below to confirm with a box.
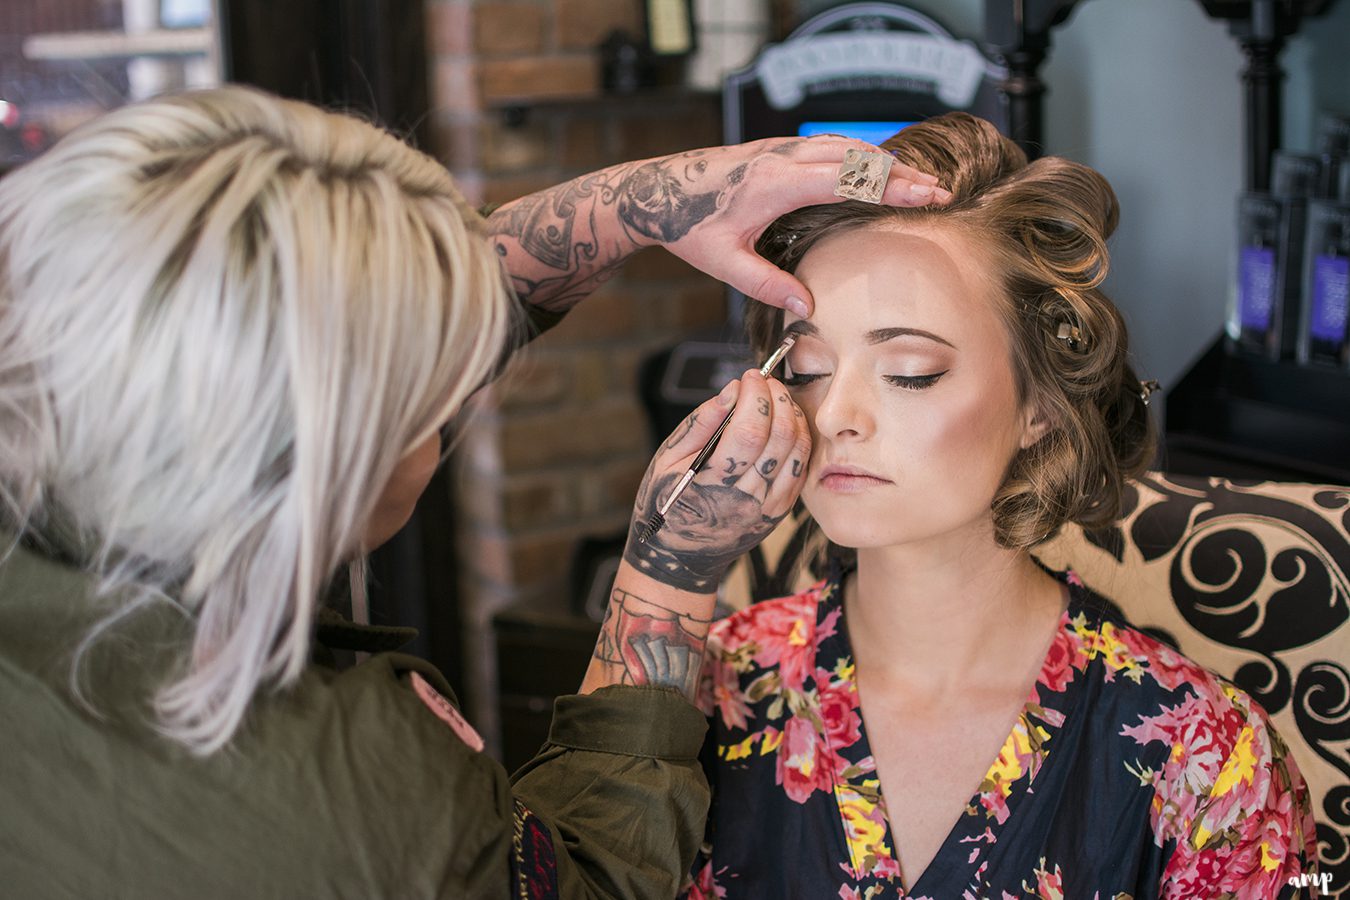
[638,333,796,544]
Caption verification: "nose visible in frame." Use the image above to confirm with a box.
[811,366,875,442]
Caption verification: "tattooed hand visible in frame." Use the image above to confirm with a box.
[581,368,812,698]
[486,135,950,317]
[625,367,811,593]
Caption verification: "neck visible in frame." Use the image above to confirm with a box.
[845,528,1064,694]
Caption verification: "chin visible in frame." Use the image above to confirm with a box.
[806,506,903,551]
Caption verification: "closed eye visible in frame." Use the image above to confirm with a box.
[784,372,948,390]
[885,371,948,390]
[783,372,824,387]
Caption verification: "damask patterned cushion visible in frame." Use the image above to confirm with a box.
[721,471,1350,894]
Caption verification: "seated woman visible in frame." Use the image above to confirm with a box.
[685,113,1318,899]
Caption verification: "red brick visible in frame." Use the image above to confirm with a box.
[480,116,555,174]
[432,57,480,114]
[561,115,608,170]
[495,350,573,410]
[474,2,546,55]
[469,529,578,588]
[496,400,648,469]
[571,349,609,402]
[555,0,643,50]
[483,172,557,206]
[617,102,721,159]
[582,457,649,516]
[501,475,577,530]
[670,278,728,330]
[609,344,655,396]
[623,246,698,281]
[430,113,480,170]
[427,1,472,56]
[539,285,638,344]
[479,56,599,104]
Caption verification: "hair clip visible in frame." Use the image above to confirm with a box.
[1054,322,1085,351]
[1138,379,1161,406]
[777,231,800,246]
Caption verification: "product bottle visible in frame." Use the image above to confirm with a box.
[1300,201,1350,368]
[1229,153,1321,359]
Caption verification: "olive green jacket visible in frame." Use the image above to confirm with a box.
[0,537,709,899]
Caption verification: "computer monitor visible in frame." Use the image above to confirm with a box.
[797,120,915,145]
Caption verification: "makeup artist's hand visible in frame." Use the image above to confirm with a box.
[580,368,811,699]
[649,136,951,318]
[622,368,811,595]
[486,136,949,318]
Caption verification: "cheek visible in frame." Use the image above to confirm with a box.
[915,379,1023,480]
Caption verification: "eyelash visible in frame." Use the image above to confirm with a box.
[783,372,948,390]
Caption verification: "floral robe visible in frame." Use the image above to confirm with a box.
[685,567,1319,900]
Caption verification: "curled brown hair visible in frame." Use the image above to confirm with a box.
[748,112,1156,549]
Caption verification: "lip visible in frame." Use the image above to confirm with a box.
[818,463,892,493]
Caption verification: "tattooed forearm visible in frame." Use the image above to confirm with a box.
[591,587,712,696]
[624,471,786,593]
[485,152,734,313]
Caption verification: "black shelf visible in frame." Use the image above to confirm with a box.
[1163,335,1350,484]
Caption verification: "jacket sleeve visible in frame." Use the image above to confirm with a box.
[500,685,711,900]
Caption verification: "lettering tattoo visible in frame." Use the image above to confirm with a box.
[624,471,786,593]
[486,151,738,313]
[591,587,712,697]
[665,413,699,450]
[759,458,778,478]
[791,458,803,477]
[721,456,751,485]
[757,397,771,416]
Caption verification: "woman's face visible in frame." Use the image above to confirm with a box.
[783,223,1044,551]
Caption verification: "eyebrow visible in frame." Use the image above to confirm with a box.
[783,319,956,349]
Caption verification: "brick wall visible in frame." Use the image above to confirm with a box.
[425,0,726,746]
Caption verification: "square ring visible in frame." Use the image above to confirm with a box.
[834,148,893,204]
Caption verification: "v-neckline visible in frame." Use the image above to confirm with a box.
[814,567,1092,898]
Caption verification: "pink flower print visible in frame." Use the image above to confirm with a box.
[1023,858,1065,900]
[685,861,728,900]
[701,652,753,730]
[777,712,837,803]
[816,666,863,749]
[1111,624,1212,693]
[717,590,822,693]
[1037,625,1082,693]
[1123,692,1248,842]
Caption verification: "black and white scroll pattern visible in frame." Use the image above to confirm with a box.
[1058,472,1350,897]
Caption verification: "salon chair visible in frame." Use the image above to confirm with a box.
[723,471,1350,893]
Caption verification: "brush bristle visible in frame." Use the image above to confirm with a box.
[637,512,665,544]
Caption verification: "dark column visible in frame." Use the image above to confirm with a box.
[983,0,1085,159]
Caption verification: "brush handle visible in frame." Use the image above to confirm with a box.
[642,334,796,541]
[688,405,737,474]
[657,467,698,517]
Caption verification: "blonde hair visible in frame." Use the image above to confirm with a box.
[749,112,1155,550]
[0,86,517,753]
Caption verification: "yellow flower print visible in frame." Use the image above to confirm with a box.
[1211,725,1258,797]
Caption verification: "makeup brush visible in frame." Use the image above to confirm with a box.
[637,334,797,545]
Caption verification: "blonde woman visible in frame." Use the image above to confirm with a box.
[0,86,947,898]
[686,114,1318,899]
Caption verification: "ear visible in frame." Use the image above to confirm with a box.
[1018,401,1054,450]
